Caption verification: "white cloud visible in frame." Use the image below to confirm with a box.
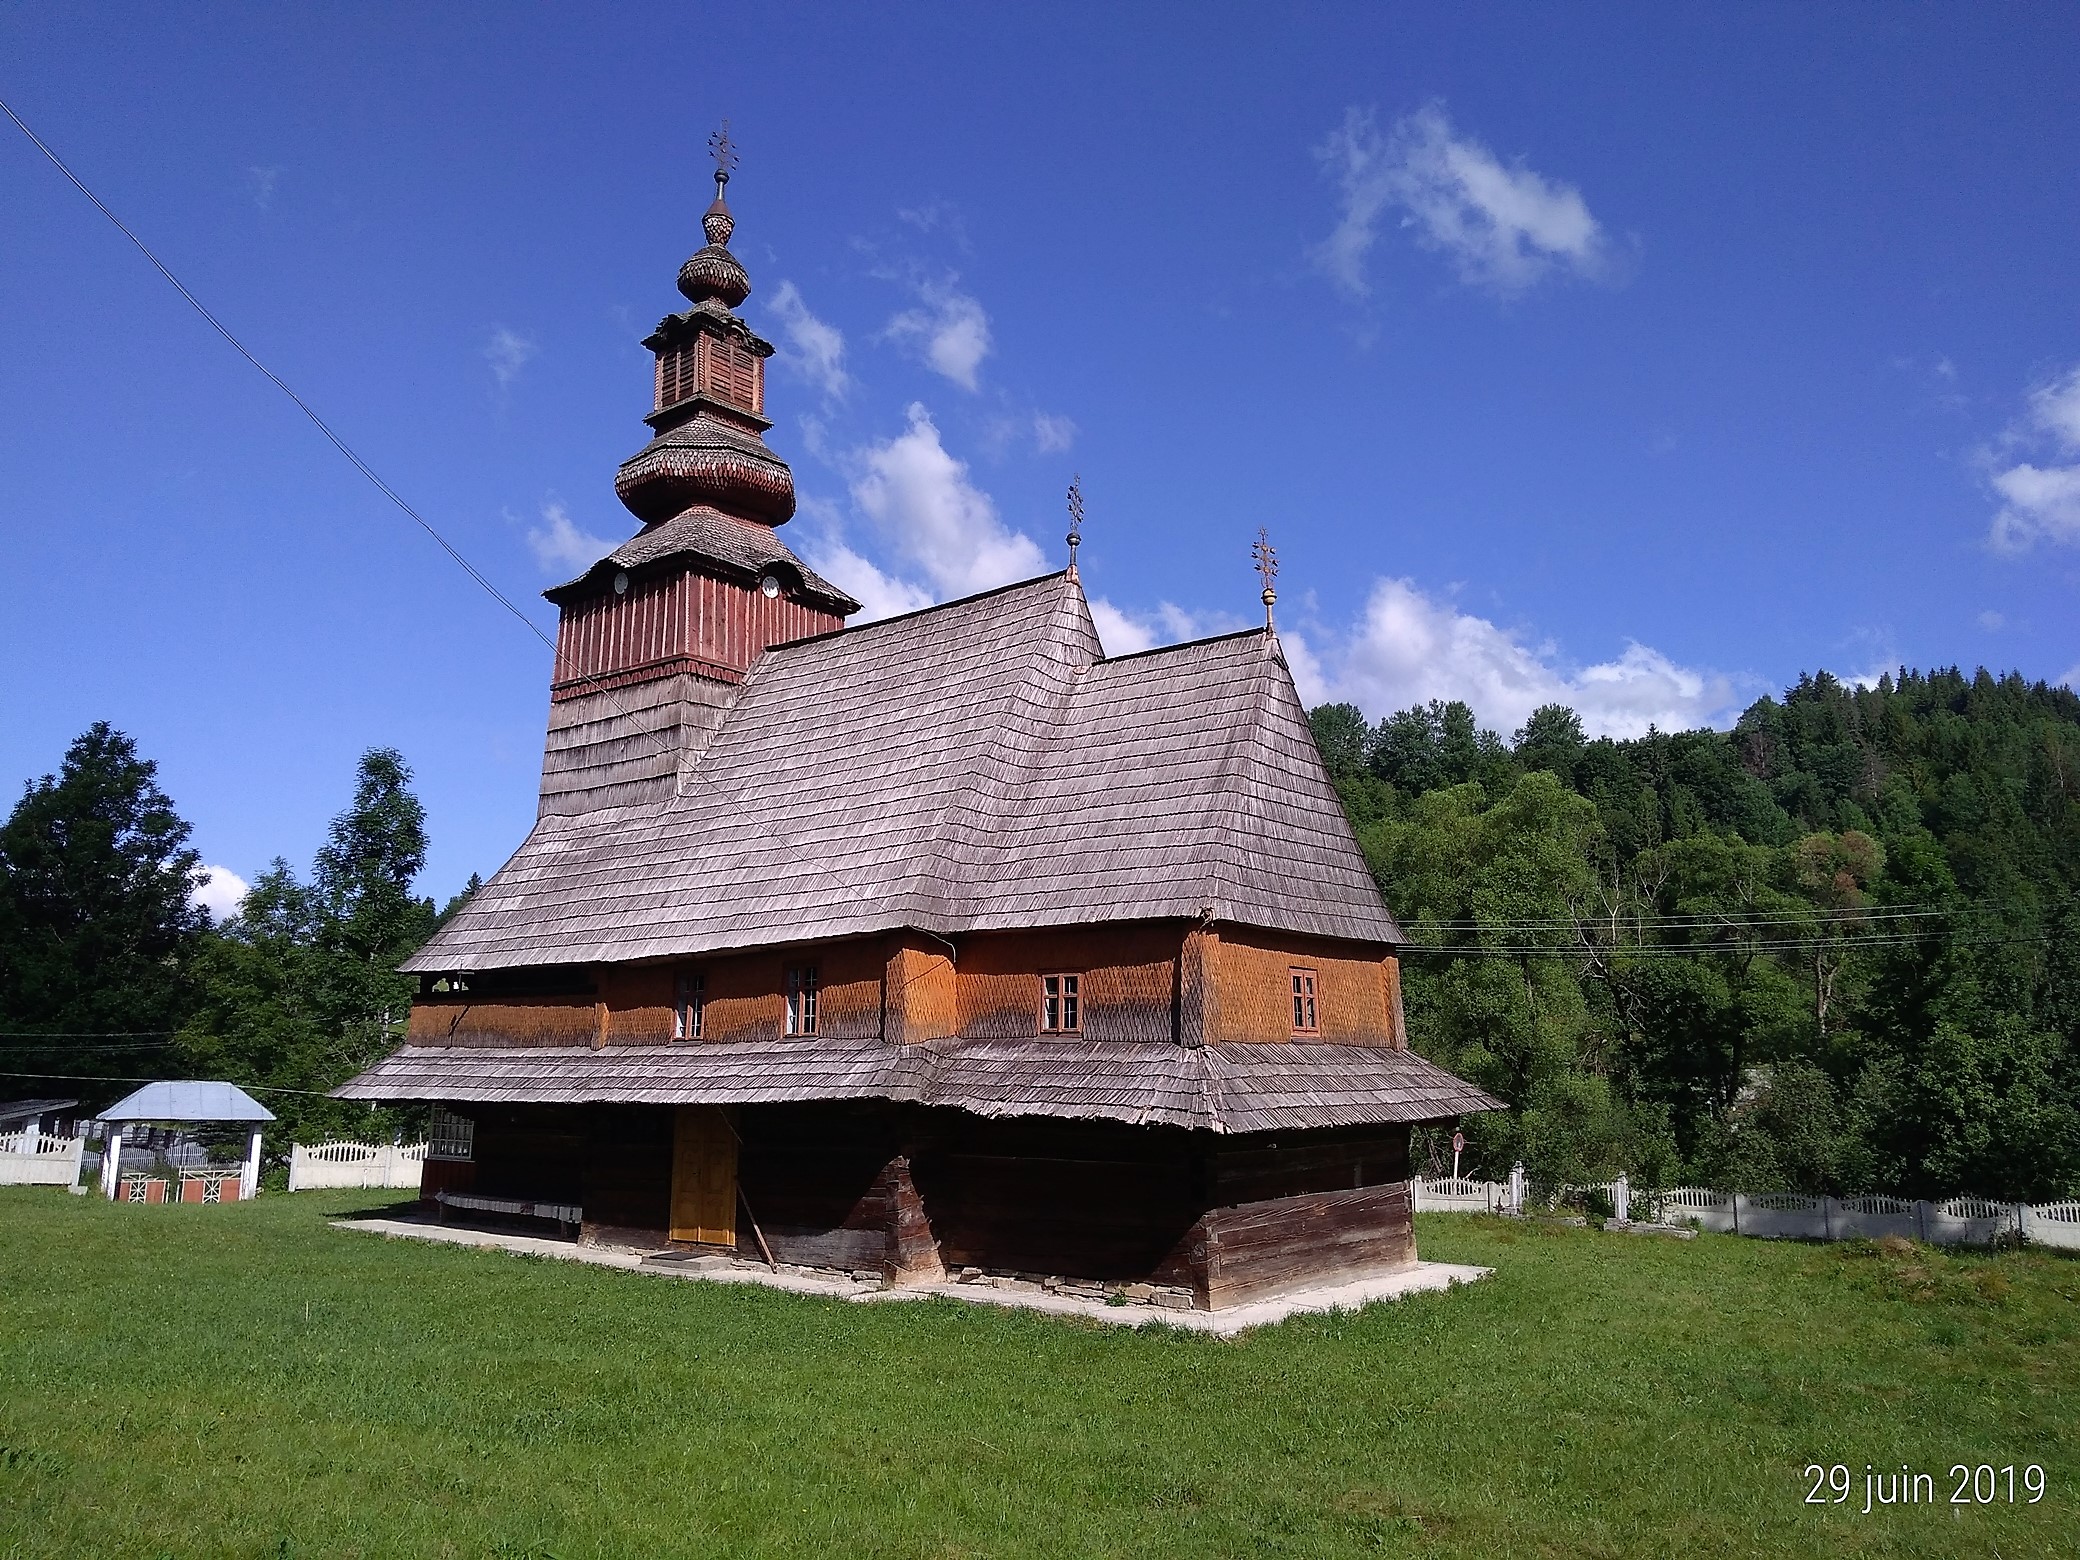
[1305,576,1737,739]
[2028,365,2080,446]
[246,166,280,209]
[1987,364,2080,550]
[885,281,992,390]
[1032,412,1078,454]
[191,866,249,922]
[484,326,537,388]
[850,404,1045,597]
[1089,598,1248,658]
[2059,663,2080,692]
[765,281,850,400]
[1978,610,2005,632]
[526,501,615,573]
[1089,599,1155,656]
[1315,103,1611,297]
[803,539,936,622]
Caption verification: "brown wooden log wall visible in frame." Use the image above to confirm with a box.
[1198,1182,1414,1308]
[447,1103,1416,1307]
[734,1102,906,1270]
[581,1105,674,1241]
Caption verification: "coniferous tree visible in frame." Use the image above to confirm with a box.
[179,748,435,1145]
[0,723,206,1095]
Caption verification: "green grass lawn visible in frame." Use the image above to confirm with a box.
[1,1189,2074,1558]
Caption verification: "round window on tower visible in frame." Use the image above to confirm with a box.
[613,571,630,596]
[759,573,782,599]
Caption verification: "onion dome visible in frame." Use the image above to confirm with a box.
[677,196,751,308]
[616,410,795,526]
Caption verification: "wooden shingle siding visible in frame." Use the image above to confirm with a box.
[407,996,597,1047]
[538,672,739,817]
[953,926,1178,1045]
[1203,928,1401,1046]
[882,937,957,1046]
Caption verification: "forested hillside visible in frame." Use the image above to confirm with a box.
[1313,668,2080,1201]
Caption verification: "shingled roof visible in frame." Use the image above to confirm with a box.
[544,506,860,616]
[336,1038,1499,1133]
[406,571,1402,973]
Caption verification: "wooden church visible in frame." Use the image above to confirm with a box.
[339,145,1498,1310]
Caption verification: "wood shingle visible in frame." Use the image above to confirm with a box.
[406,572,1403,974]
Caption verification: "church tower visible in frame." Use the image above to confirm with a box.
[538,130,861,816]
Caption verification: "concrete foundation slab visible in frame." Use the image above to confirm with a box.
[331,1214,1491,1334]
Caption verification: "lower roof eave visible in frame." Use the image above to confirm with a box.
[333,1038,1503,1134]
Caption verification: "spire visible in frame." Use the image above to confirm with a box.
[678,120,750,308]
[1065,475,1084,577]
[619,127,793,527]
[1253,529,1278,631]
[703,120,738,245]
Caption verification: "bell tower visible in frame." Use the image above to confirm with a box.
[537,129,861,818]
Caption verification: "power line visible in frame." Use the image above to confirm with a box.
[0,1070,345,1098]
[1401,929,2053,958]
[0,94,693,782]
[0,1030,177,1039]
[0,95,560,657]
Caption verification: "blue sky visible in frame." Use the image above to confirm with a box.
[4,4,2078,912]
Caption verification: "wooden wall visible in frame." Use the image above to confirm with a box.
[954,925,1180,1043]
[448,1101,1416,1307]
[551,569,841,700]
[883,936,957,1045]
[913,1115,1204,1284]
[735,1102,907,1271]
[1197,927,1403,1046]
[406,923,1407,1052]
[407,996,597,1047]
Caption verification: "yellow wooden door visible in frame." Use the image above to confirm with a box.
[670,1105,738,1246]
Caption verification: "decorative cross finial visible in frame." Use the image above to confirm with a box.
[708,121,739,196]
[1066,475,1085,573]
[1253,528,1279,630]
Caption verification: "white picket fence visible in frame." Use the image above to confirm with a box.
[0,1129,84,1188]
[287,1140,427,1191]
[1411,1167,2080,1251]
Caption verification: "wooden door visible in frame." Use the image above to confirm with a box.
[670,1105,738,1246]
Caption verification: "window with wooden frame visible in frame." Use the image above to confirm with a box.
[674,970,705,1041]
[1041,973,1082,1034]
[1290,968,1319,1035]
[785,965,819,1036]
[428,1107,475,1162]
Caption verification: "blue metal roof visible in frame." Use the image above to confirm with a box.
[100,1080,275,1124]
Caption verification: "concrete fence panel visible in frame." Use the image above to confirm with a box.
[1736,1192,1828,1240]
[1832,1195,1919,1241]
[0,1132,84,1188]
[1410,1176,1504,1213]
[288,1141,428,1192]
[1661,1187,1736,1232]
[2021,1201,2080,1250]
